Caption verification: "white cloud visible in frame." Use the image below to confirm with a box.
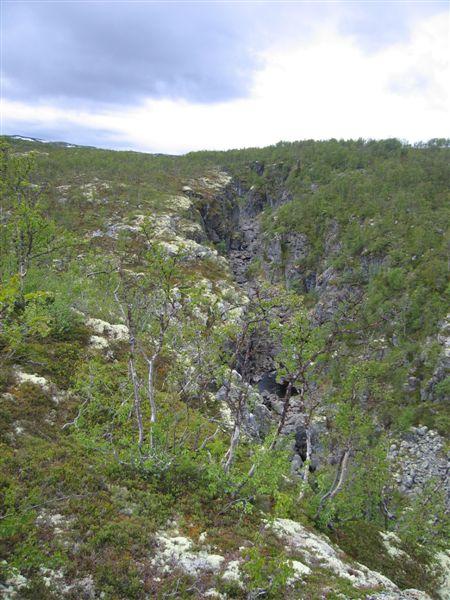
[2,11,448,153]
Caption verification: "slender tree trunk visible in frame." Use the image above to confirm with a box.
[270,380,294,450]
[330,448,350,499]
[223,420,241,474]
[145,356,157,449]
[305,427,312,472]
[316,447,351,516]
[113,288,146,451]
[127,305,144,450]
[298,426,313,499]
[129,351,144,449]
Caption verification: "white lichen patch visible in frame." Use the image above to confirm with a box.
[221,560,243,585]
[38,568,96,598]
[13,369,68,406]
[219,400,235,428]
[86,318,129,341]
[89,335,109,349]
[367,590,432,599]
[145,210,203,242]
[80,181,110,203]
[15,370,49,391]
[151,529,225,576]
[379,532,407,559]
[39,567,66,589]
[197,171,232,190]
[290,559,312,578]
[36,511,74,537]
[164,194,193,211]
[159,237,227,267]
[0,564,29,599]
[270,518,397,591]
[204,590,226,599]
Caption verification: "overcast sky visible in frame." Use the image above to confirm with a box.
[1,1,449,153]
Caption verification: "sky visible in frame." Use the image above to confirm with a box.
[1,1,449,154]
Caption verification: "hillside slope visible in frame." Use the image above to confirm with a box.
[0,136,448,599]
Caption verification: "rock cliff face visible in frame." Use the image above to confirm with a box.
[196,169,356,322]
[421,315,450,404]
[388,426,449,506]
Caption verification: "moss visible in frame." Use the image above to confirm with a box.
[0,383,57,443]
[19,578,61,600]
[94,557,143,599]
[13,339,86,388]
[332,521,441,595]
[216,579,245,598]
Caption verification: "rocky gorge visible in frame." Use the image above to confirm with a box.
[0,137,448,598]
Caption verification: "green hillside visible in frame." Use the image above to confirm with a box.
[0,136,448,599]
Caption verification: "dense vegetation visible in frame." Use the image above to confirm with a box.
[0,136,448,599]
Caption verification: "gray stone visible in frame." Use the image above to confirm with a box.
[290,454,304,475]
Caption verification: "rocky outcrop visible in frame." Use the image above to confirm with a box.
[216,369,271,439]
[367,591,432,600]
[14,370,51,391]
[195,169,297,290]
[190,169,449,554]
[86,317,129,342]
[388,426,450,507]
[421,315,450,403]
[151,527,225,576]
[269,518,431,598]
[145,518,432,598]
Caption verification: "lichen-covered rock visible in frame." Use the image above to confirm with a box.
[436,550,450,600]
[269,518,398,591]
[379,532,407,559]
[88,334,109,349]
[14,370,50,391]
[221,560,243,585]
[151,528,225,576]
[0,565,28,599]
[289,559,312,580]
[366,590,432,600]
[216,369,268,438]
[86,317,129,341]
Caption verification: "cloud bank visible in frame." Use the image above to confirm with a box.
[1,1,448,152]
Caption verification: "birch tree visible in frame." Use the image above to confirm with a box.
[314,365,389,523]
[0,143,66,292]
[112,242,191,453]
